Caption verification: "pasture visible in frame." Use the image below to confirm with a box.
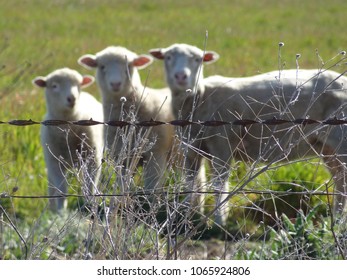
[0,0,347,259]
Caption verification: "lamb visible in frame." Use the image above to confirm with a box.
[33,68,104,211]
[77,46,176,202]
[150,43,347,225]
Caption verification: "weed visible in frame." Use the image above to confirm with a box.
[1,0,347,260]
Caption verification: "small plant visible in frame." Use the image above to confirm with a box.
[234,205,346,260]
[263,206,343,259]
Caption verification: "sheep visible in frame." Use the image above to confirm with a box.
[150,43,347,225]
[33,68,104,211]
[78,46,177,205]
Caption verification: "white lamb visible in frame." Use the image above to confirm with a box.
[78,46,176,201]
[33,68,104,211]
[150,43,347,225]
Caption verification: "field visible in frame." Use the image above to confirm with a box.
[1,0,347,259]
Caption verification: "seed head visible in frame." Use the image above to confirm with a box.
[279,42,285,47]
[120,96,127,103]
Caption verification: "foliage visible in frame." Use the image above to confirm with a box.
[235,206,346,260]
[1,0,347,259]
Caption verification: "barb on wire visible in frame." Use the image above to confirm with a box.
[231,119,259,126]
[262,117,291,125]
[106,120,131,128]
[1,116,347,128]
[168,120,198,127]
[72,119,104,126]
[292,118,321,125]
[200,120,231,126]
[322,117,347,125]
[41,120,70,126]
[7,119,40,126]
[136,119,166,127]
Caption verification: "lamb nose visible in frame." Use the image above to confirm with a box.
[175,72,187,82]
[67,96,75,105]
[111,82,121,91]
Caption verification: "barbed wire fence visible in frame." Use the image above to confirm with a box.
[1,88,347,260]
[2,116,347,127]
[1,116,346,200]
[2,59,347,259]
[1,122,347,259]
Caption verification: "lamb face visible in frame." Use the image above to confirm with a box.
[78,46,153,100]
[33,68,94,118]
[150,43,219,95]
[97,53,135,95]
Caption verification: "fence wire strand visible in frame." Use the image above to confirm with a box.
[1,116,347,127]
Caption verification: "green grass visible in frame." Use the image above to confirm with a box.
[1,0,347,259]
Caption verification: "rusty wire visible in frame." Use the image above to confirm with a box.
[1,116,347,127]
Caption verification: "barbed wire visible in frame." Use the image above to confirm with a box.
[1,116,347,128]
[1,117,346,201]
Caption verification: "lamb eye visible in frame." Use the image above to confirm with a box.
[165,55,171,61]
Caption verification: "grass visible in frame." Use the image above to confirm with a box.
[1,0,347,259]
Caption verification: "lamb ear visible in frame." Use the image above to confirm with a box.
[149,48,165,60]
[203,51,219,64]
[132,55,153,70]
[32,76,47,88]
[78,54,98,70]
[81,75,95,88]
